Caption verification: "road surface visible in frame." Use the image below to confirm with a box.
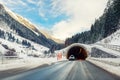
[1,60,120,80]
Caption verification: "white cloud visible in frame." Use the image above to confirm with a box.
[37,0,67,19]
[37,0,46,18]
[1,0,27,6]
[0,0,28,11]
[51,19,89,40]
[50,0,108,40]
[27,0,36,4]
[51,20,79,40]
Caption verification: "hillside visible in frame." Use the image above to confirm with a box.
[39,29,64,44]
[65,0,120,46]
[98,28,120,45]
[0,3,58,48]
[5,5,63,44]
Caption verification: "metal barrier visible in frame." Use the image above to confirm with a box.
[90,58,120,66]
[96,43,120,52]
[0,56,23,64]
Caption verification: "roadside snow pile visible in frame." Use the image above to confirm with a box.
[0,57,58,71]
[88,58,120,76]
[89,58,120,66]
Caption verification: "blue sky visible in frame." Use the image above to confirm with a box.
[0,0,108,40]
[3,0,69,28]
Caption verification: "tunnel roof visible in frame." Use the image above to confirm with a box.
[67,43,88,52]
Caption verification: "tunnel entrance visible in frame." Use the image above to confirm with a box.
[67,46,88,60]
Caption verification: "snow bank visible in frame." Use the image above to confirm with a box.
[0,57,58,71]
[88,58,120,76]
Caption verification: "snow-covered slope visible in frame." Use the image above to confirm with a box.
[0,38,49,58]
[90,27,120,58]
[39,29,64,43]
[97,25,120,45]
[0,3,54,57]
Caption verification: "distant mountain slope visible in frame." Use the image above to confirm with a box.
[39,29,64,44]
[5,5,63,44]
[65,0,120,46]
[0,3,57,48]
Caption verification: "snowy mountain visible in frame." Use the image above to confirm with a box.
[97,26,120,45]
[39,29,64,44]
[0,3,58,48]
[91,26,120,58]
[65,0,120,46]
[0,38,49,58]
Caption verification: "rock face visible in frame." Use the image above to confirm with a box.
[0,3,56,48]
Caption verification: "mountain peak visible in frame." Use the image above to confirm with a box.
[0,3,6,14]
[0,3,4,9]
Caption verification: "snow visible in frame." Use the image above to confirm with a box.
[0,57,60,71]
[0,5,60,72]
[88,57,120,76]
[0,38,66,71]
[0,44,7,54]
[97,29,120,45]
[0,36,66,71]
[0,21,11,32]
[91,28,120,57]
[5,5,41,36]
[86,28,120,76]
[0,3,50,60]
[0,37,49,57]
[0,3,120,76]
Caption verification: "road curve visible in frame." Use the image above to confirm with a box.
[1,60,120,80]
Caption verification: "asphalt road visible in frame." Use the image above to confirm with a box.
[1,60,120,80]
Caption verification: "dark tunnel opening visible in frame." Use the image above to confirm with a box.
[67,46,88,60]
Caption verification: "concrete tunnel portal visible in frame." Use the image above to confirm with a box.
[66,44,88,60]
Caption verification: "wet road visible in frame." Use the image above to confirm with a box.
[1,61,120,80]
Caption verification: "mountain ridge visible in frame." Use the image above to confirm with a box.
[0,3,63,44]
[65,0,120,46]
[0,3,56,48]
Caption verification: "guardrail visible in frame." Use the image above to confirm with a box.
[90,58,120,66]
[95,43,120,52]
[0,56,23,64]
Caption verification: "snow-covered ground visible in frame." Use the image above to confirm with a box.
[0,27,67,72]
[87,29,120,76]
[88,57,120,76]
[0,57,66,71]
[0,36,64,71]
[0,38,49,57]
[97,28,120,45]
